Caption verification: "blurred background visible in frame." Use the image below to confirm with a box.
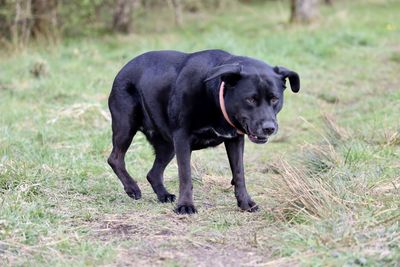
[0,0,331,48]
[0,1,399,266]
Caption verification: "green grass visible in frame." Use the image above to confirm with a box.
[1,0,399,266]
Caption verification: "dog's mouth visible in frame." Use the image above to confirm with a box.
[237,119,270,144]
[242,122,269,144]
[248,134,269,144]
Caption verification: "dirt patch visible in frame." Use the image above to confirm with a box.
[91,212,272,266]
[112,243,268,267]
[91,212,190,241]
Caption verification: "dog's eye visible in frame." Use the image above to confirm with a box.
[271,97,279,105]
[246,97,257,105]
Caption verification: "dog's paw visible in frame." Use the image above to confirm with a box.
[124,185,142,200]
[238,199,259,212]
[174,204,197,215]
[158,193,176,203]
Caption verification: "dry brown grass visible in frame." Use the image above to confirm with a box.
[265,159,347,223]
[46,103,110,124]
[385,130,400,146]
[322,113,351,142]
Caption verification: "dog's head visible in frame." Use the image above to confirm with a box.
[205,60,300,144]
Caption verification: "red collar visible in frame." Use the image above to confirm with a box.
[219,81,245,135]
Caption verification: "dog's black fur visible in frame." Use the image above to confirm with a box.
[107,49,300,214]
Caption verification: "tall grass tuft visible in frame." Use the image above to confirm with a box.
[266,159,346,223]
[322,114,350,145]
[302,142,341,174]
[301,114,347,174]
[266,114,355,223]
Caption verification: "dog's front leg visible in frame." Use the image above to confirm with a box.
[225,136,259,212]
[173,130,197,214]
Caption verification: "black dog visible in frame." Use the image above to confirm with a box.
[107,49,300,214]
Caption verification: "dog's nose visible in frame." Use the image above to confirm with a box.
[262,121,276,135]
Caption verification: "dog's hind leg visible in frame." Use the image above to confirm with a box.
[107,83,142,199]
[147,140,176,203]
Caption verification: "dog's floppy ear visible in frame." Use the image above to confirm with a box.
[274,66,300,93]
[204,64,242,85]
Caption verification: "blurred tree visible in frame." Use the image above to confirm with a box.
[0,0,8,40]
[0,0,58,47]
[112,0,138,33]
[324,0,332,5]
[168,0,182,27]
[290,0,319,23]
[31,0,58,39]
[10,0,33,46]
[0,0,249,47]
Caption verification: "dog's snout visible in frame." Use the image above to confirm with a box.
[262,121,276,135]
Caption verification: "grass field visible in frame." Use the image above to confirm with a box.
[1,0,399,266]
